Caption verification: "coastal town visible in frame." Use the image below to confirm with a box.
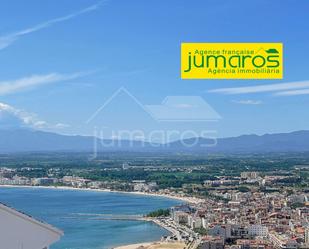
[0,163,308,249]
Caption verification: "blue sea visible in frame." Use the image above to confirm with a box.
[0,187,182,249]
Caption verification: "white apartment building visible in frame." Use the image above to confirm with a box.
[248,225,268,237]
[188,214,202,229]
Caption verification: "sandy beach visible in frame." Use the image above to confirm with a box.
[113,241,186,249]
[113,242,155,249]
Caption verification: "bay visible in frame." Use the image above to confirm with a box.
[0,187,182,249]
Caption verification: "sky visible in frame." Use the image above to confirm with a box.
[0,0,308,140]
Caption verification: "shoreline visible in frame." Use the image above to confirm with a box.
[112,241,186,249]
[112,242,155,249]
[0,184,193,249]
[0,184,203,204]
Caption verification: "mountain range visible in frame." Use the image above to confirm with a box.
[0,128,308,153]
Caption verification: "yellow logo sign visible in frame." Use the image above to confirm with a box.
[181,43,283,79]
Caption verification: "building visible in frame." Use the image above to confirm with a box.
[32,178,57,186]
[188,214,202,229]
[268,232,298,249]
[62,176,91,187]
[208,225,232,240]
[0,176,31,185]
[200,236,224,249]
[305,228,309,245]
[133,183,148,192]
[288,194,307,204]
[235,239,269,249]
[248,225,268,237]
[170,204,194,220]
[133,181,158,192]
[174,211,189,224]
[0,203,63,249]
[241,172,259,179]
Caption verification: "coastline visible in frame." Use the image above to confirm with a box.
[112,241,186,249]
[0,184,203,204]
[0,184,195,249]
[112,242,155,249]
[0,184,186,249]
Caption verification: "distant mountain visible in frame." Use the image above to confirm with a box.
[169,130,309,153]
[0,129,91,152]
[0,128,309,153]
[0,129,154,153]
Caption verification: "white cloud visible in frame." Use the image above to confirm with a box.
[0,1,104,50]
[275,88,309,96]
[232,100,263,105]
[0,102,69,129]
[0,71,89,96]
[209,80,309,95]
